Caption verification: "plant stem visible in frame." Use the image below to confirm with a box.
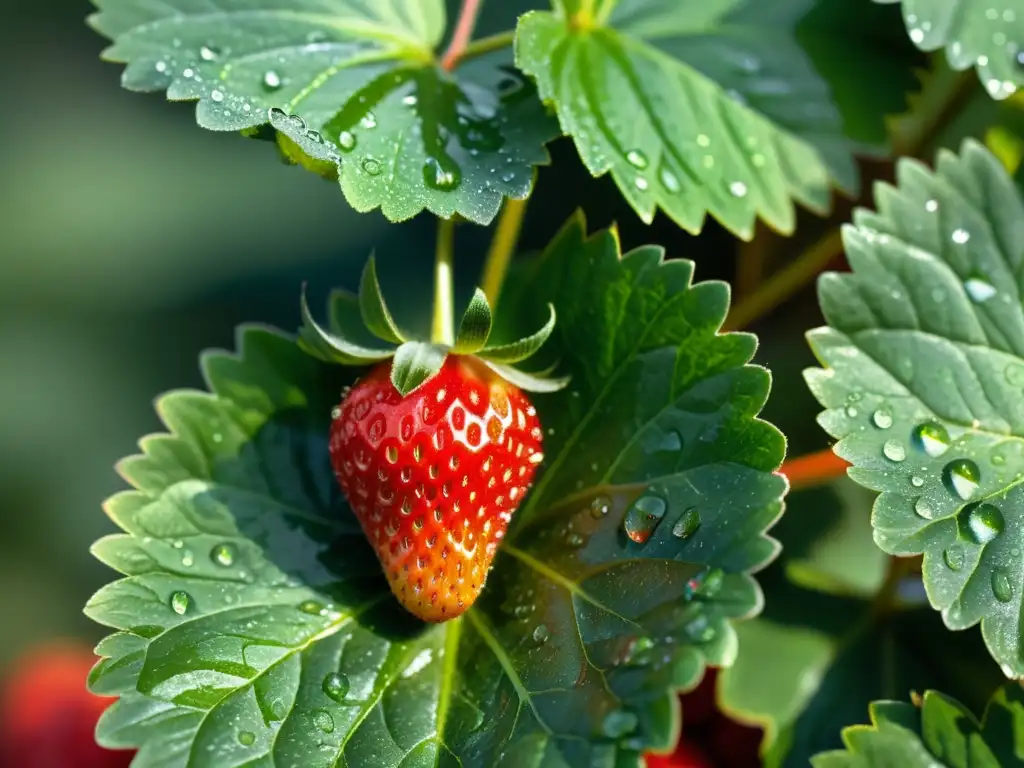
[433,217,456,345]
[481,197,529,305]
[441,0,484,71]
[459,30,515,63]
[780,448,850,492]
[727,65,977,333]
[724,230,843,331]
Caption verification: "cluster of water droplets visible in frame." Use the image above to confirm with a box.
[850,388,1017,604]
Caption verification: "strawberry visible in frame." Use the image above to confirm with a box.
[330,355,544,621]
[645,739,715,768]
[0,642,135,768]
[299,260,566,622]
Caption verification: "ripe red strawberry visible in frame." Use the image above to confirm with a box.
[645,739,715,768]
[330,354,544,622]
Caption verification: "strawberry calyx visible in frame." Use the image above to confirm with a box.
[299,256,569,396]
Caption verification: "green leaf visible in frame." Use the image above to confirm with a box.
[719,483,1003,767]
[89,1,558,225]
[480,303,557,364]
[482,360,571,393]
[454,288,492,354]
[389,341,448,395]
[86,213,785,766]
[805,139,1024,676]
[875,0,1024,100]
[298,286,396,364]
[359,256,406,344]
[811,683,1024,767]
[514,0,899,238]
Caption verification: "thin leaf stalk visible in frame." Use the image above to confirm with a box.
[482,195,529,305]
[441,0,484,71]
[433,217,457,346]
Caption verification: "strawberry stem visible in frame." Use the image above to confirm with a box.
[481,194,529,305]
[440,0,484,72]
[780,448,850,492]
[433,217,456,346]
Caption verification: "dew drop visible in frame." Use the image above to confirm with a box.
[964,276,997,303]
[312,709,335,733]
[210,89,224,103]
[925,199,939,213]
[322,672,350,702]
[943,459,980,500]
[199,44,220,61]
[211,543,237,567]
[423,156,461,191]
[625,149,648,169]
[337,131,356,152]
[729,181,748,198]
[912,422,950,457]
[961,503,1004,544]
[952,228,971,244]
[361,158,382,176]
[155,60,167,73]
[872,409,894,429]
[911,475,924,487]
[590,496,611,519]
[634,176,649,191]
[992,568,1014,603]
[671,507,701,540]
[299,600,325,615]
[169,590,192,615]
[601,710,638,738]
[262,70,282,91]
[623,492,667,543]
[532,624,550,644]
[914,497,935,520]
[659,167,680,193]
[696,134,711,148]
[237,731,256,746]
[180,549,194,567]
[845,405,858,418]
[943,543,964,571]
[360,112,377,129]
[882,440,906,462]
[402,94,418,106]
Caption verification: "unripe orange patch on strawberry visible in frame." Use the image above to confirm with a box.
[331,355,543,622]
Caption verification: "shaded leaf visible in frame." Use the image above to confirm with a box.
[515,0,907,238]
[85,214,785,766]
[805,139,1024,676]
[719,483,1004,767]
[389,341,448,395]
[480,303,556,364]
[298,287,396,364]
[89,0,557,224]
[875,0,1024,100]
[811,683,1024,767]
[359,256,406,344]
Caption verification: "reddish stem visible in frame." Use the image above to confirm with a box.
[441,0,484,71]
[780,449,850,492]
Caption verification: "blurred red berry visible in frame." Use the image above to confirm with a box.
[709,711,763,767]
[680,668,718,729]
[0,642,134,768]
[646,737,715,768]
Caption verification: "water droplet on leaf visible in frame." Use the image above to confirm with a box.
[944,459,980,500]
[913,422,951,457]
[262,70,282,91]
[914,497,935,520]
[960,503,1004,544]
[199,45,220,61]
[964,276,997,303]
[952,228,971,244]
[882,440,906,462]
[601,710,638,738]
[170,590,192,615]
[992,568,1014,602]
[532,624,549,644]
[322,672,350,702]
[623,492,667,543]
[872,409,893,429]
[238,731,256,746]
[361,158,382,176]
[312,709,334,733]
[625,149,648,169]
[211,543,236,567]
[944,544,964,570]
[671,508,701,540]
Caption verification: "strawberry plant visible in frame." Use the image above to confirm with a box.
[79,0,1024,766]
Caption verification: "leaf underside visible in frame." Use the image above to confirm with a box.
[811,683,1024,767]
[86,213,785,767]
[875,0,1024,100]
[515,0,906,240]
[805,139,1024,676]
[89,0,557,224]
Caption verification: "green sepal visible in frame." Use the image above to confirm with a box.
[298,285,396,365]
[454,289,493,354]
[359,256,406,345]
[390,341,449,396]
[484,360,571,393]
[480,303,556,364]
